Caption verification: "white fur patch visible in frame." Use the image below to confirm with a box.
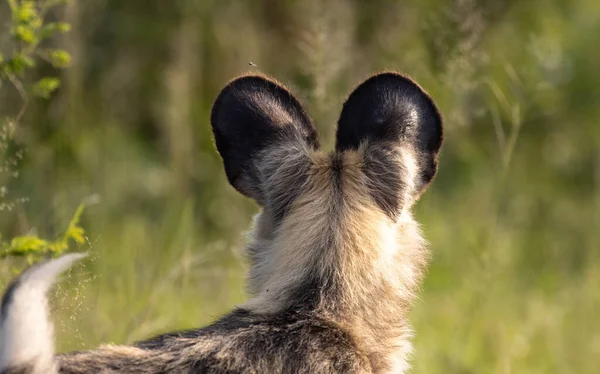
[399,147,419,209]
[0,253,87,373]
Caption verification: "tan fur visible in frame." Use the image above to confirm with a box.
[244,143,429,373]
[0,72,442,374]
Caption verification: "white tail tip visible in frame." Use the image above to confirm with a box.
[0,253,87,374]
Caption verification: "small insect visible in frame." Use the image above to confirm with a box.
[248,61,257,67]
[0,71,443,374]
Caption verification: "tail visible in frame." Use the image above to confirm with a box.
[0,253,87,374]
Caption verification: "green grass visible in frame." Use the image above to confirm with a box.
[1,0,599,372]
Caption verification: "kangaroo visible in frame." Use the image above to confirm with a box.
[0,72,443,374]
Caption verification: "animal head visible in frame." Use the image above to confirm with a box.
[211,72,443,311]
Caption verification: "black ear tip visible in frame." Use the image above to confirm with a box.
[211,74,283,126]
[336,71,443,152]
[211,73,318,138]
[210,74,320,199]
[352,71,433,98]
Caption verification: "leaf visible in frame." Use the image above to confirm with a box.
[33,77,61,98]
[67,226,85,244]
[46,49,71,68]
[15,1,38,24]
[61,204,86,246]
[39,22,72,40]
[6,235,50,256]
[7,55,36,75]
[13,25,38,44]
[48,241,68,254]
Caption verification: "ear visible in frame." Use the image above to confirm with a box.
[335,72,443,215]
[211,74,320,205]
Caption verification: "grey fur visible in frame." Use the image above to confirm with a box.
[0,72,443,374]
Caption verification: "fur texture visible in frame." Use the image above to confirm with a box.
[0,253,87,374]
[0,72,443,374]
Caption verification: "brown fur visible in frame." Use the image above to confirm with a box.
[244,145,428,373]
[0,72,443,374]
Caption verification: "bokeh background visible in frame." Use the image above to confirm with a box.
[1,0,599,372]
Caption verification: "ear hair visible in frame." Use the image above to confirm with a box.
[211,74,319,203]
[335,72,443,215]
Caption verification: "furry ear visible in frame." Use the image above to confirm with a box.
[335,72,443,215]
[211,74,319,204]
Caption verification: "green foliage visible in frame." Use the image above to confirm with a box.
[43,48,70,67]
[0,1,598,372]
[32,76,60,98]
[0,0,81,267]
[0,204,85,262]
[1,0,72,97]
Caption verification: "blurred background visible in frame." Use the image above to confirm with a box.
[0,0,599,372]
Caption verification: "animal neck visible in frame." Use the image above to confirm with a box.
[244,151,429,373]
[321,211,426,373]
[245,205,427,373]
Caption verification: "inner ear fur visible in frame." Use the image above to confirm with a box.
[211,74,320,201]
[335,72,443,211]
